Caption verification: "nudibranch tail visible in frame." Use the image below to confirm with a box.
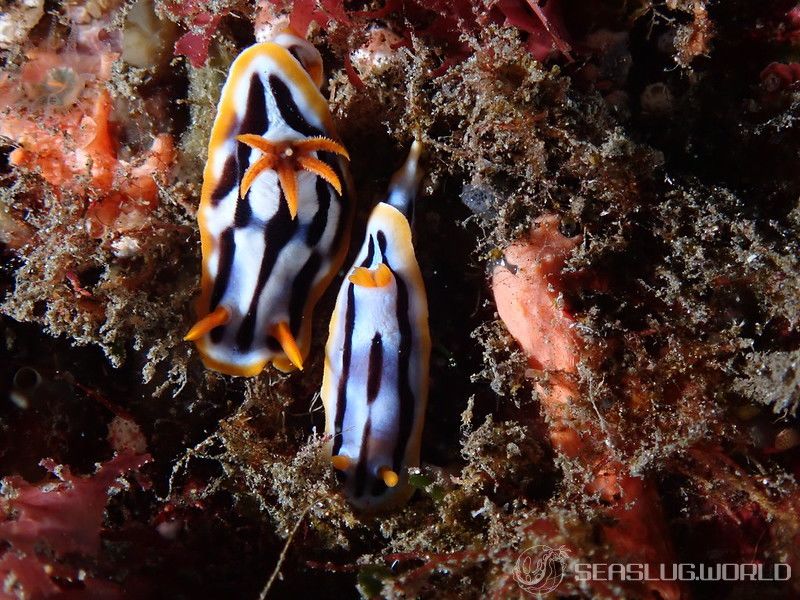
[189,31,355,377]
[321,142,430,512]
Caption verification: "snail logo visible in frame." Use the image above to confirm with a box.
[513,544,569,594]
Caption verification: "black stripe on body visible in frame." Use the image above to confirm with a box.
[332,236,377,456]
[324,154,351,253]
[375,230,417,474]
[331,282,356,458]
[288,252,322,337]
[331,237,376,456]
[268,74,325,137]
[235,191,298,351]
[209,227,236,342]
[234,189,252,227]
[362,235,376,268]
[209,74,267,207]
[306,177,330,247]
[287,46,303,66]
[233,138,254,228]
[353,417,372,498]
[377,231,388,256]
[211,155,237,206]
[366,333,383,404]
[231,74,269,224]
[364,233,390,499]
[239,73,269,136]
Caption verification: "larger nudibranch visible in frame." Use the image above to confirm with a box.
[321,141,430,511]
[185,31,354,376]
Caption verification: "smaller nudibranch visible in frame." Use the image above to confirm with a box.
[321,141,430,511]
[185,29,355,377]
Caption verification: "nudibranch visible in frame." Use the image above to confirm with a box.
[185,31,354,376]
[321,141,430,511]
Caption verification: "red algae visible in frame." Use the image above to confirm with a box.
[0,454,150,597]
[0,453,150,557]
[168,0,228,68]
[263,0,573,72]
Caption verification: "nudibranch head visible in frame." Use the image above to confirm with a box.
[270,29,324,88]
